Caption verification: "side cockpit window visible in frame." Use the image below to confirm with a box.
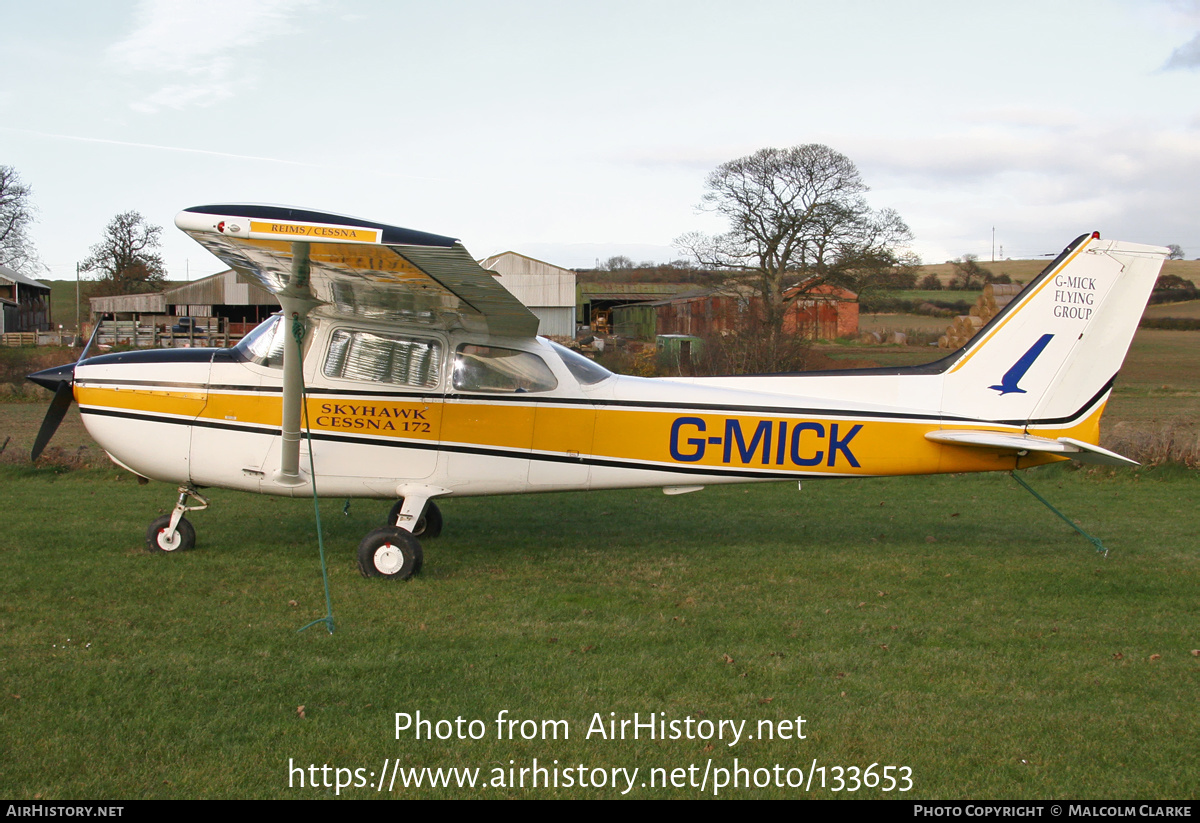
[323,329,441,388]
[452,344,558,393]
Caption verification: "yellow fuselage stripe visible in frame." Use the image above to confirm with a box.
[77,386,1069,477]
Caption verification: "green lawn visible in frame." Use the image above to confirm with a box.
[1,463,1196,799]
[2,325,1197,799]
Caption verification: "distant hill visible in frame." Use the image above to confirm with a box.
[917,258,1200,288]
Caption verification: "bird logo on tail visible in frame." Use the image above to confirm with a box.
[989,333,1054,395]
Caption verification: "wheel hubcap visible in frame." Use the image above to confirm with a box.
[157,528,182,551]
[373,543,403,575]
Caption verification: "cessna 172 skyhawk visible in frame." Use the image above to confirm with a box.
[29,205,1167,580]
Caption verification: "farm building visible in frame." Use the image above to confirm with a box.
[578,283,693,334]
[89,255,579,341]
[0,264,51,334]
[631,283,858,341]
[90,269,279,333]
[478,251,576,337]
[781,283,859,339]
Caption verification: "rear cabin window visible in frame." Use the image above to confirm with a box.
[323,329,442,388]
[452,344,558,393]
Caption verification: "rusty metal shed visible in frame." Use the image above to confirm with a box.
[649,283,858,340]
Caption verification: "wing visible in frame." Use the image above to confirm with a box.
[175,204,539,338]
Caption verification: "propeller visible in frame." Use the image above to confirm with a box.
[28,319,103,461]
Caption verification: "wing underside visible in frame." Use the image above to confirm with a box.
[176,205,539,338]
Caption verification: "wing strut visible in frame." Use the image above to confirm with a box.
[275,242,321,486]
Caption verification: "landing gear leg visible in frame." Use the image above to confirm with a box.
[387,498,442,539]
[146,486,209,554]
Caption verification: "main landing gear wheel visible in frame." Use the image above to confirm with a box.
[146,515,196,553]
[387,499,443,539]
[358,527,423,580]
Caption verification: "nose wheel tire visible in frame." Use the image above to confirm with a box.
[358,527,423,579]
[146,515,196,553]
[387,499,442,539]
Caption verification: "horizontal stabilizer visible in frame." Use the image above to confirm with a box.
[925,430,1138,467]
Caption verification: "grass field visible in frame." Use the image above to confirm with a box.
[880,289,981,304]
[1,330,1196,799]
[1144,299,1200,319]
[858,314,954,335]
[1,464,1197,799]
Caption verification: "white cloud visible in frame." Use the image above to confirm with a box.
[106,0,315,111]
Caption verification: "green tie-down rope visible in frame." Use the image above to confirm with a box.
[1010,470,1109,557]
[291,314,337,634]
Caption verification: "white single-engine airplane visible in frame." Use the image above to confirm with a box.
[29,205,1167,579]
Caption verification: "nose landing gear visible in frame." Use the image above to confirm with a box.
[146,486,209,553]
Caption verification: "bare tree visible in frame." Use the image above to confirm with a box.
[676,144,912,339]
[1166,243,1184,260]
[0,165,42,273]
[81,211,167,295]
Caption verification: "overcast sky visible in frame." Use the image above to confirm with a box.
[3,0,1199,280]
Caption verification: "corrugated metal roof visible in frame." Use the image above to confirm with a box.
[579,283,689,295]
[89,269,279,313]
[479,251,574,278]
[0,264,51,292]
[90,292,167,313]
[166,269,277,306]
[579,283,695,302]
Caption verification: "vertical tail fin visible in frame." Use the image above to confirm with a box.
[940,234,1167,433]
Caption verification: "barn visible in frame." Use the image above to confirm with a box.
[0,264,51,334]
[90,269,280,336]
[478,252,576,337]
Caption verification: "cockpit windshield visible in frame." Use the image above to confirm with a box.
[549,341,613,386]
[234,314,288,368]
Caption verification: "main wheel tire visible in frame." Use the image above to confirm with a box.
[146,515,196,553]
[358,527,423,580]
[386,499,443,539]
